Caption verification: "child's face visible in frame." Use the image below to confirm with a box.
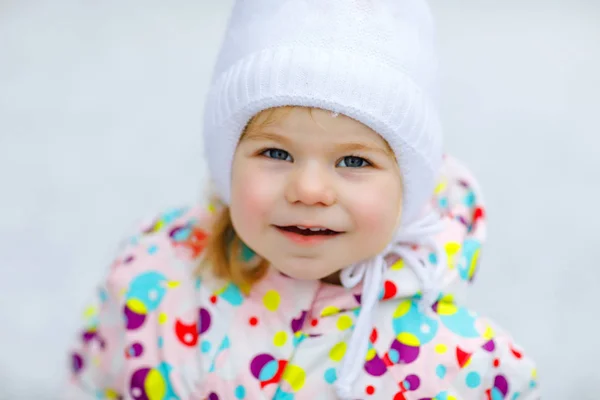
[230,107,402,282]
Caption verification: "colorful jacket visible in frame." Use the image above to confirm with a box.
[66,155,540,399]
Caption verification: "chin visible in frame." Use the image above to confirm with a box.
[271,259,339,281]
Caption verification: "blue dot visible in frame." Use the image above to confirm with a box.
[529,379,537,388]
[464,191,476,207]
[436,364,447,379]
[512,394,521,400]
[403,379,411,390]
[324,367,337,384]
[388,349,400,364]
[439,197,449,208]
[466,371,481,388]
[259,360,278,381]
[234,385,246,399]
[491,387,504,400]
[148,245,158,254]
[201,340,211,353]
[157,336,164,348]
[429,252,438,264]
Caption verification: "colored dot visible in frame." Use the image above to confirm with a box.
[388,349,400,364]
[124,255,135,264]
[234,385,246,399]
[201,340,211,353]
[370,328,378,343]
[310,319,319,327]
[148,245,158,254]
[329,342,347,362]
[273,331,287,347]
[365,385,375,395]
[365,348,376,361]
[320,306,340,317]
[336,315,353,331]
[493,358,500,367]
[249,317,258,326]
[435,344,448,354]
[391,259,404,270]
[436,364,447,379]
[465,371,481,388]
[428,252,438,264]
[210,295,217,304]
[263,290,281,312]
[324,368,337,384]
[157,336,164,349]
[158,312,168,325]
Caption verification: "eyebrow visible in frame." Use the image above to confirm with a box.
[242,131,394,156]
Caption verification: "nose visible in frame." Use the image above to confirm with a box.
[285,162,336,206]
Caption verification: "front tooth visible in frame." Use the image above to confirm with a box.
[309,227,324,231]
[297,226,308,230]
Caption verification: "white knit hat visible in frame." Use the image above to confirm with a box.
[202,1,445,398]
[203,0,443,225]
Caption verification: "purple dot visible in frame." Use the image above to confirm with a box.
[124,305,146,330]
[128,342,144,358]
[71,353,84,373]
[250,354,275,379]
[129,368,151,400]
[364,353,386,377]
[291,310,307,333]
[208,393,219,400]
[482,339,496,352]
[199,308,211,334]
[390,339,420,364]
[404,374,421,391]
[124,255,135,264]
[494,374,509,396]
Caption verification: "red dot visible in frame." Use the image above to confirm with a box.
[249,317,258,326]
[310,319,318,327]
[493,358,500,367]
[366,385,375,395]
[370,328,378,343]
[210,295,217,304]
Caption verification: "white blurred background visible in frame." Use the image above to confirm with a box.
[1,0,598,398]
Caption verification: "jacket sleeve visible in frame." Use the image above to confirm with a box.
[450,320,540,399]
[64,271,127,399]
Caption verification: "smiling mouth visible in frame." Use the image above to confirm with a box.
[275,225,342,236]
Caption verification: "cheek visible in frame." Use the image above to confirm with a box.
[349,179,402,236]
[230,161,280,233]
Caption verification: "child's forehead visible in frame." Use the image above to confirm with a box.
[243,106,391,149]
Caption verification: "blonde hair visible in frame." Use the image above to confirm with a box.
[197,107,293,291]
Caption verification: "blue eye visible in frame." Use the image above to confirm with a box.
[262,148,292,161]
[337,156,371,168]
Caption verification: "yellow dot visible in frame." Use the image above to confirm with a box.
[320,306,340,317]
[531,368,537,379]
[391,259,404,270]
[336,315,353,331]
[397,332,420,347]
[273,331,287,347]
[448,396,458,400]
[105,389,119,399]
[166,281,180,289]
[127,298,147,314]
[158,313,168,325]
[263,290,281,312]
[445,242,461,255]
[282,364,306,391]
[435,180,447,194]
[365,348,377,361]
[145,368,167,400]
[440,294,455,303]
[437,302,458,316]
[92,355,101,367]
[393,299,412,318]
[435,344,448,354]
[83,306,97,319]
[483,325,495,340]
[329,342,347,362]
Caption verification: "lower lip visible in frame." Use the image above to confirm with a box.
[275,227,341,246]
